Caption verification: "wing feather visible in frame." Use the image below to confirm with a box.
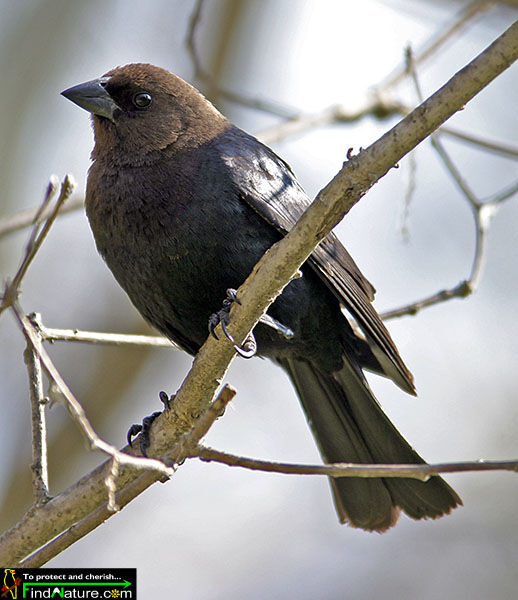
[218,129,415,394]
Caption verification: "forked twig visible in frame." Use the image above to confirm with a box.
[381,45,517,321]
[0,175,75,316]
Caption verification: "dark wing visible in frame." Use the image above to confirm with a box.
[218,128,415,395]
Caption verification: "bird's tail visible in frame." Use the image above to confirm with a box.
[277,357,462,532]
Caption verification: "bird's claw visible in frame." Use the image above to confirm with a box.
[208,288,240,341]
[127,391,173,456]
[208,288,257,357]
[234,332,257,358]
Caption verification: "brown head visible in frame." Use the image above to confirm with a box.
[61,63,229,165]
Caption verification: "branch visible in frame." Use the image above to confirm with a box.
[378,0,494,92]
[258,100,404,145]
[1,21,517,566]
[0,175,75,316]
[193,446,518,481]
[23,327,50,505]
[381,44,518,321]
[11,305,177,481]
[186,0,299,119]
[0,194,84,240]
[15,384,236,567]
[33,315,176,349]
[437,125,518,159]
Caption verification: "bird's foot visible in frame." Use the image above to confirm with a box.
[127,391,173,456]
[208,288,240,341]
[208,289,257,358]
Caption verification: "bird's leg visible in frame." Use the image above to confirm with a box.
[127,391,173,456]
[208,288,256,357]
[208,288,294,358]
[208,288,240,341]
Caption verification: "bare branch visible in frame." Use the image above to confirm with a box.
[378,0,494,92]
[23,324,50,505]
[0,175,75,316]
[12,304,176,480]
[0,194,84,240]
[486,178,518,203]
[400,147,417,241]
[104,458,121,513]
[14,384,236,567]
[185,0,205,81]
[258,100,404,145]
[36,319,176,349]
[380,282,473,320]
[438,125,518,159]
[193,446,518,481]
[381,43,513,320]
[186,0,298,119]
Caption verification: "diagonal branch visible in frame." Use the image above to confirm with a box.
[12,304,176,481]
[378,0,494,91]
[16,384,236,567]
[0,175,75,317]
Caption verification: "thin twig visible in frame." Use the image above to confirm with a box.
[165,384,236,464]
[23,322,50,505]
[384,167,518,320]
[0,175,75,316]
[36,320,176,349]
[186,0,299,119]
[409,44,490,285]
[12,303,175,481]
[381,282,472,320]
[105,457,121,513]
[0,194,84,240]
[400,149,417,241]
[381,44,505,320]
[16,384,236,567]
[258,100,403,145]
[378,0,494,92]
[185,0,205,79]
[438,125,518,159]
[485,178,518,204]
[192,446,518,481]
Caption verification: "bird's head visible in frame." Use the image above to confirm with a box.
[61,63,229,164]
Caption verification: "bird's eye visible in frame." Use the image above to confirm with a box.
[132,92,152,109]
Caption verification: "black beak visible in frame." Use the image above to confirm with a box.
[61,77,120,123]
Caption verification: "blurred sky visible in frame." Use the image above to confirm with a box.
[1,1,518,599]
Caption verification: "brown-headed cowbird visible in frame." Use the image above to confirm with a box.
[61,63,461,531]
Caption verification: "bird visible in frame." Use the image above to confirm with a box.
[61,63,461,532]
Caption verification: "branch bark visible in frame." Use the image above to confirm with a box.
[1,20,517,566]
